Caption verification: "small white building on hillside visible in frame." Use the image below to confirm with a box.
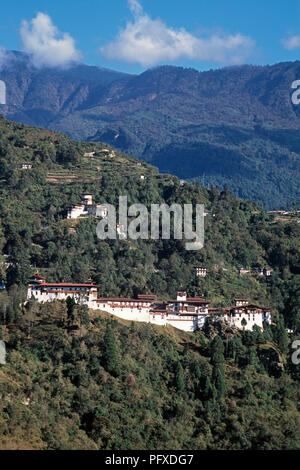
[20,163,33,170]
[238,267,251,275]
[67,194,108,220]
[196,267,207,277]
[27,274,98,306]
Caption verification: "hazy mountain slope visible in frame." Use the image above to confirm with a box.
[0,51,132,129]
[1,52,300,208]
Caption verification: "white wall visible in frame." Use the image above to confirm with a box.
[149,314,167,327]
[224,313,264,330]
[92,302,151,323]
[67,205,87,219]
[166,318,196,332]
[28,287,94,305]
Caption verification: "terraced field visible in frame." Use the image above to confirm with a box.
[46,169,101,184]
[46,151,158,184]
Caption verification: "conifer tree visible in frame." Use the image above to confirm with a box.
[214,367,226,399]
[202,376,214,401]
[66,296,76,326]
[210,336,226,399]
[247,348,260,368]
[78,304,90,337]
[274,318,288,354]
[102,324,120,377]
[174,361,185,392]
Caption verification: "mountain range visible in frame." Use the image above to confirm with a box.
[1,51,300,208]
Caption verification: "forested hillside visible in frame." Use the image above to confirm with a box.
[0,305,299,450]
[0,115,299,449]
[1,52,300,207]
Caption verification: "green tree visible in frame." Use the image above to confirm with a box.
[66,296,76,326]
[174,361,185,392]
[285,276,300,333]
[102,324,120,377]
[202,375,217,403]
[274,318,288,354]
[78,304,90,338]
[210,336,226,399]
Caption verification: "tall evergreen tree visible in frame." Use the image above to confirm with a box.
[274,318,288,354]
[66,296,76,326]
[102,324,120,377]
[174,361,185,392]
[210,336,226,399]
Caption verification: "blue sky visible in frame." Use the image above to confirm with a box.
[1,0,300,73]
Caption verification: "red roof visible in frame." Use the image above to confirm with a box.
[137,294,157,300]
[35,282,97,288]
[95,297,153,302]
[223,305,266,313]
[151,302,168,309]
[170,299,209,304]
[187,297,206,301]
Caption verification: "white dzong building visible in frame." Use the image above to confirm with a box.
[27,274,98,307]
[27,276,271,333]
[222,299,271,330]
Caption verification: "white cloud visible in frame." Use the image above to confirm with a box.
[20,12,82,68]
[128,0,143,17]
[100,0,255,67]
[281,35,300,50]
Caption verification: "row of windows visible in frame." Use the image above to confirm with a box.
[168,315,194,320]
[98,303,148,307]
[234,314,258,320]
[32,290,88,296]
[32,287,89,293]
[47,287,89,291]
[97,306,143,312]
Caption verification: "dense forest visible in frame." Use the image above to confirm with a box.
[0,115,299,449]
[0,304,299,450]
[1,53,300,208]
